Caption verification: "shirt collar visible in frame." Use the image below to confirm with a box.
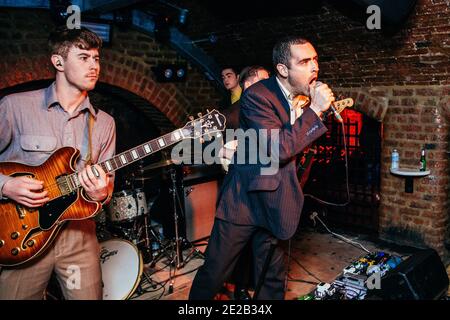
[275,77,294,105]
[44,81,97,118]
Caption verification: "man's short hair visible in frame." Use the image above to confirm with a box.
[48,26,102,59]
[239,66,267,89]
[221,66,239,76]
[272,36,310,69]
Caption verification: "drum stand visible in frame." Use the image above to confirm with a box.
[146,167,186,270]
[170,167,184,269]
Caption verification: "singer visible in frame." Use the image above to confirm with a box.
[189,36,334,300]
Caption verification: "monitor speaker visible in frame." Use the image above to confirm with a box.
[368,249,449,300]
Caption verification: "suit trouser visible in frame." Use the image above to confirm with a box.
[230,241,253,289]
[0,220,102,300]
[189,218,285,300]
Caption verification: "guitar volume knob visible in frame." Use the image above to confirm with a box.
[0,240,4,248]
[26,240,36,247]
[11,247,20,256]
[11,232,20,240]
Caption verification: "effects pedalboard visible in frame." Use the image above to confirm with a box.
[298,251,403,300]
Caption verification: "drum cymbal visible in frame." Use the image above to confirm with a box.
[142,159,180,171]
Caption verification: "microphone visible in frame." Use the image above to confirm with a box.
[313,81,343,123]
[330,104,343,123]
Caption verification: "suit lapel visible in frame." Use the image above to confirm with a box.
[266,76,291,124]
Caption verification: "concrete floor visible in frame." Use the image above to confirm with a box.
[127,227,441,301]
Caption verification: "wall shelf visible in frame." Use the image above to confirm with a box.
[390,168,430,193]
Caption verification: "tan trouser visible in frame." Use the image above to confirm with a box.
[0,220,102,300]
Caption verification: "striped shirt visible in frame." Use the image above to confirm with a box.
[0,82,116,198]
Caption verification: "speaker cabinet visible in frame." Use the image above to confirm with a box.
[368,249,449,300]
[183,180,218,242]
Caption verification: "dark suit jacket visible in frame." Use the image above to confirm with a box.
[221,100,240,130]
[215,76,327,240]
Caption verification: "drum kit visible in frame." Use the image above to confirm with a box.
[95,158,192,300]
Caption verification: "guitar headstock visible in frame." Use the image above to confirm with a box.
[182,109,227,141]
[333,98,354,114]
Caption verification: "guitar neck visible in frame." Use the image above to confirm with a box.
[69,128,187,189]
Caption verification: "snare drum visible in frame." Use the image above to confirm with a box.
[100,238,143,300]
[107,189,148,223]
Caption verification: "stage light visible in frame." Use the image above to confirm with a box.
[164,68,173,79]
[176,68,185,78]
[81,21,112,44]
[153,64,187,82]
[178,9,188,25]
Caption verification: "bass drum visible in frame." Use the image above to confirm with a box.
[100,238,143,300]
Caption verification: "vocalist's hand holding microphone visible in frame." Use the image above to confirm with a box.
[309,81,343,123]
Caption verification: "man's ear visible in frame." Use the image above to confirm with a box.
[243,80,252,90]
[51,55,64,71]
[276,63,288,78]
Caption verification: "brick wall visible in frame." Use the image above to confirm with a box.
[334,84,449,257]
[380,86,449,257]
[0,8,222,128]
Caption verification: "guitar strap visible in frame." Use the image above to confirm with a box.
[85,112,94,166]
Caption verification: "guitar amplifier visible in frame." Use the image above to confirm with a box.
[183,180,219,242]
[182,164,222,242]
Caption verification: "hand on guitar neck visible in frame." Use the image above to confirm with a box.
[77,164,112,202]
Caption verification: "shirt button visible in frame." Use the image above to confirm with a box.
[35,145,40,149]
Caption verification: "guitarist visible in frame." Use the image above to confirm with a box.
[0,26,116,299]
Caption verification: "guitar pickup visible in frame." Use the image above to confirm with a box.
[56,175,72,195]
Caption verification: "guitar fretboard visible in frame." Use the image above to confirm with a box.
[66,128,186,191]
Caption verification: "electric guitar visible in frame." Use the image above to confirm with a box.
[219,98,354,172]
[0,109,226,267]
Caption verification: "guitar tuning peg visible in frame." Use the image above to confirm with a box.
[197,112,203,118]
[206,108,210,113]
[188,115,194,121]
[199,137,205,144]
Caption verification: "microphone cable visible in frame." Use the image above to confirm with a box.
[309,211,370,253]
[304,119,351,207]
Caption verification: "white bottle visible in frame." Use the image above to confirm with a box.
[391,149,399,170]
